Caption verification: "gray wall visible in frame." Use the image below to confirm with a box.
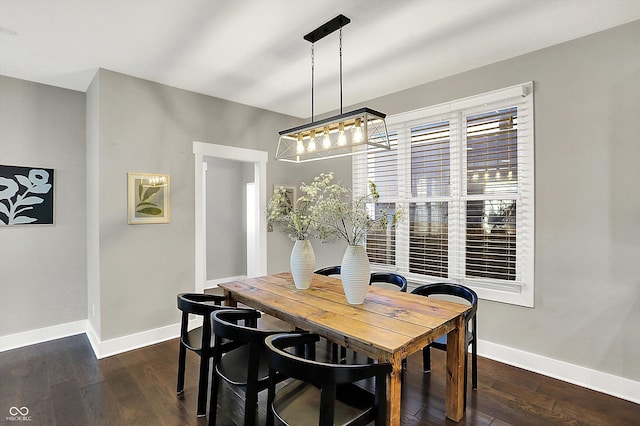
[358,20,640,381]
[0,76,87,336]
[86,69,310,340]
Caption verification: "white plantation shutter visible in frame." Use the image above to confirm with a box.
[407,119,454,278]
[354,82,534,307]
[354,132,399,267]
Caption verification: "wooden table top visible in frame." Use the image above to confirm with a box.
[218,272,470,361]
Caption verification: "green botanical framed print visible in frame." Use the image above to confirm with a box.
[127,172,170,224]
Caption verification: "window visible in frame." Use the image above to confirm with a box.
[353,83,534,306]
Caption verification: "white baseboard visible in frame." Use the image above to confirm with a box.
[206,275,246,289]
[2,321,638,404]
[478,339,640,404]
[0,320,87,352]
[0,319,180,360]
[86,321,101,358]
[91,322,181,359]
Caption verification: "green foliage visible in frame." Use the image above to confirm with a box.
[135,181,163,216]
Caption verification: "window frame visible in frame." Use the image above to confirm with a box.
[353,82,535,307]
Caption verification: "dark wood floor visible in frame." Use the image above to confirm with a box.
[1,330,638,425]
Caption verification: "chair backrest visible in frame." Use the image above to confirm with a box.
[266,333,391,425]
[318,268,408,293]
[369,272,408,292]
[266,333,391,384]
[314,266,341,276]
[177,292,225,316]
[211,309,283,345]
[410,283,478,321]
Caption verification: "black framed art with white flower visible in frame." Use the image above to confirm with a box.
[0,165,55,226]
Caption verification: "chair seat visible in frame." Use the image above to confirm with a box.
[430,330,473,350]
[182,326,204,352]
[272,380,375,426]
[216,345,271,386]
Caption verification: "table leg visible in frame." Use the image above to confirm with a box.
[384,355,403,426]
[446,315,466,422]
[223,289,237,307]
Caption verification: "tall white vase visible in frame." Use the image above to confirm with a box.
[290,239,315,289]
[340,245,371,304]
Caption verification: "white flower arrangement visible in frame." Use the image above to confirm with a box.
[267,185,313,241]
[268,172,402,245]
[305,173,402,246]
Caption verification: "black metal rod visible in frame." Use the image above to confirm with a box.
[311,44,314,122]
[339,28,343,114]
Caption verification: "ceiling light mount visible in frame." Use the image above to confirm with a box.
[276,14,390,163]
[303,14,351,43]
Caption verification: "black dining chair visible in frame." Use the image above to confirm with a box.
[369,272,408,292]
[411,283,478,395]
[208,309,292,426]
[176,292,227,417]
[314,265,341,276]
[316,267,408,292]
[265,332,392,426]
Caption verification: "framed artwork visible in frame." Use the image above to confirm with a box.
[0,165,54,226]
[128,172,170,224]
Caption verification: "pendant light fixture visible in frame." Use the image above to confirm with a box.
[276,15,390,163]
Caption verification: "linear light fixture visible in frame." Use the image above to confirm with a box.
[276,15,390,163]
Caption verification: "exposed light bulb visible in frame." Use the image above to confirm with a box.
[296,134,305,154]
[322,126,331,149]
[337,122,346,146]
[352,118,363,143]
[308,130,316,152]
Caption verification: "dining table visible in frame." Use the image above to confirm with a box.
[218,272,471,426]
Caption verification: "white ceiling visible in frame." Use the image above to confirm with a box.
[1,0,639,118]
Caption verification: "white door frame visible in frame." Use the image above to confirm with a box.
[193,141,268,293]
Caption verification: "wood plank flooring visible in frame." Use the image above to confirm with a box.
[1,331,638,425]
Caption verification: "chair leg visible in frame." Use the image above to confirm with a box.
[472,340,478,390]
[266,368,277,426]
[422,346,431,373]
[244,386,258,426]
[330,342,348,363]
[244,347,260,426]
[208,364,220,426]
[463,352,468,409]
[196,354,210,416]
[177,343,187,395]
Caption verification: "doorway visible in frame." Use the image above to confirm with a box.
[193,142,268,293]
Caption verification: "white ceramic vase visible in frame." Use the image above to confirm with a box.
[340,245,371,304]
[290,239,315,289]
